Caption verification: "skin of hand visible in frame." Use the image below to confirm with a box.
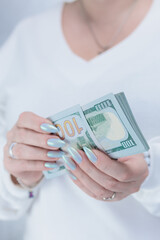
[66,149,149,201]
[3,112,65,187]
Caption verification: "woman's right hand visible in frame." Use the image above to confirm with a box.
[3,112,66,187]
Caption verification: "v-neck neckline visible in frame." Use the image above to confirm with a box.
[53,0,157,84]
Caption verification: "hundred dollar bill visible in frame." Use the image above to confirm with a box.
[82,92,149,159]
[43,105,103,179]
[43,92,149,178]
[47,105,104,149]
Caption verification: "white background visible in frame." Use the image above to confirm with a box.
[0,0,64,239]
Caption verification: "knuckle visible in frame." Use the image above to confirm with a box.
[18,112,27,124]
[17,112,32,127]
[18,129,27,142]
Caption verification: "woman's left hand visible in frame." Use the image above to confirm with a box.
[64,148,149,201]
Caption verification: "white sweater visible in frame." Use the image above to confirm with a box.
[0,1,160,239]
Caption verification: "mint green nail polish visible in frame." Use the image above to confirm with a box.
[83,147,97,163]
[40,123,58,133]
[67,147,82,164]
[47,139,66,148]
[66,170,77,180]
[62,155,76,170]
[47,151,65,158]
[45,162,59,168]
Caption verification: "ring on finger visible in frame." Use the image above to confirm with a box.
[9,142,17,159]
[102,192,116,201]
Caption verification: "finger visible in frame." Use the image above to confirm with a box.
[66,170,97,199]
[104,192,131,202]
[4,157,59,173]
[63,157,114,199]
[9,127,66,150]
[90,149,147,183]
[6,143,64,161]
[70,150,139,192]
[118,154,149,181]
[83,148,134,182]
[16,111,57,134]
[66,170,130,202]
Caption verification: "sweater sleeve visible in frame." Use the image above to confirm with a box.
[0,24,45,220]
[132,137,160,217]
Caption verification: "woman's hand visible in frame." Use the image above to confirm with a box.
[64,148,149,201]
[3,112,65,187]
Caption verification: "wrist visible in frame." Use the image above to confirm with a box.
[11,174,41,188]
[10,174,44,198]
[16,176,44,189]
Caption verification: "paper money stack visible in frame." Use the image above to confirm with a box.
[43,92,149,179]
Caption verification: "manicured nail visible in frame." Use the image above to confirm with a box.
[67,147,82,164]
[44,162,59,168]
[62,155,76,170]
[40,123,58,133]
[66,170,77,180]
[47,138,66,148]
[47,151,65,158]
[83,147,97,163]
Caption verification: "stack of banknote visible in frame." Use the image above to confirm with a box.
[43,92,149,179]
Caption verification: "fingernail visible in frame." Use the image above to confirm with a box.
[47,138,66,148]
[40,123,58,133]
[67,147,82,164]
[83,147,97,163]
[66,169,77,180]
[62,155,76,170]
[47,151,65,158]
[45,162,59,168]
